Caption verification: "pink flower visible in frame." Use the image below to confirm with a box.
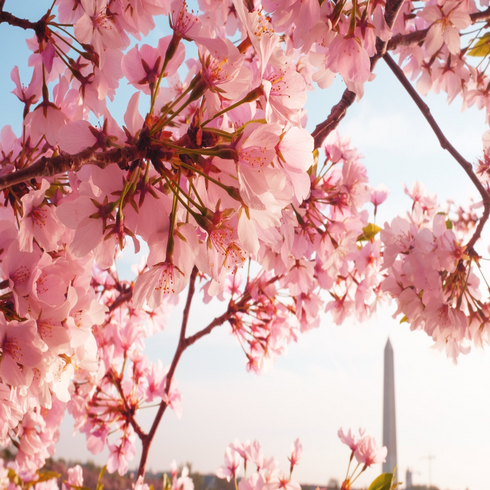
[233,0,278,76]
[58,0,85,24]
[196,36,251,100]
[133,224,199,308]
[421,1,471,55]
[370,184,389,215]
[63,465,84,490]
[326,35,371,85]
[234,122,286,211]
[263,67,307,125]
[0,125,21,165]
[170,0,201,39]
[338,427,366,453]
[122,36,185,94]
[19,180,65,253]
[277,127,314,202]
[58,113,125,154]
[2,242,42,316]
[74,0,125,67]
[216,446,241,482]
[288,438,302,470]
[275,477,301,490]
[11,66,41,117]
[133,476,151,490]
[172,465,194,490]
[25,102,68,147]
[354,434,387,467]
[107,429,136,476]
[0,315,44,386]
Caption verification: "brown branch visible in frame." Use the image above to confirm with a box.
[387,29,428,50]
[0,147,145,191]
[388,7,490,51]
[185,308,236,347]
[0,11,38,30]
[0,279,8,290]
[383,52,490,252]
[470,6,490,22]
[0,1,6,14]
[371,0,407,66]
[137,266,199,479]
[311,89,356,149]
[186,287,255,347]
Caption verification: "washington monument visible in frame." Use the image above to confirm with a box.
[383,338,397,473]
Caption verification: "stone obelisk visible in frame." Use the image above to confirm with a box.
[382,338,397,473]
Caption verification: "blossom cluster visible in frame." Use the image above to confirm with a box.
[0,0,490,483]
[0,457,193,490]
[380,182,486,362]
[338,428,387,490]
[216,439,303,490]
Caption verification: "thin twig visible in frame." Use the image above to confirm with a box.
[383,52,490,253]
[185,308,236,347]
[0,147,145,191]
[108,290,132,313]
[111,370,147,440]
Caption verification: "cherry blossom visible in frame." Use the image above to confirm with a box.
[0,0,489,481]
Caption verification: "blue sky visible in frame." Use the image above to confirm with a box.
[1,2,490,490]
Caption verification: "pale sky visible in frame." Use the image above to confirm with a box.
[1,2,490,490]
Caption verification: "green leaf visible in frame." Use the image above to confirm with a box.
[446,219,453,229]
[368,473,393,490]
[358,223,382,241]
[163,473,172,490]
[96,465,106,490]
[468,32,490,57]
[7,468,22,487]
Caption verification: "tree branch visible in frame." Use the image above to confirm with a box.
[469,6,490,22]
[0,11,38,30]
[311,89,356,150]
[371,0,407,66]
[387,29,428,50]
[0,147,145,191]
[383,52,490,253]
[137,266,199,478]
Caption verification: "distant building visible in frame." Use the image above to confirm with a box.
[406,468,413,489]
[382,339,397,474]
